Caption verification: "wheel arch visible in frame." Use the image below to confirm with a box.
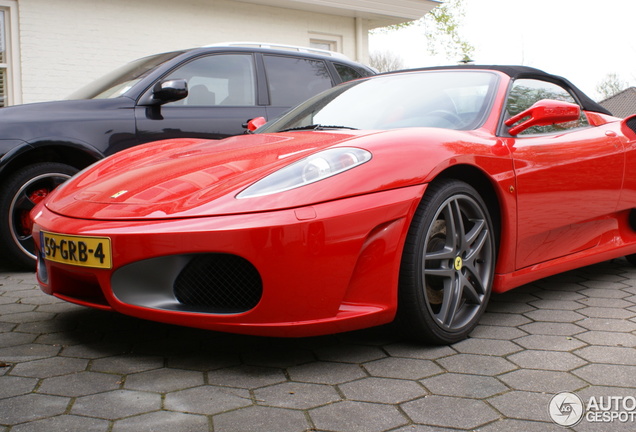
[0,140,102,181]
[430,164,503,252]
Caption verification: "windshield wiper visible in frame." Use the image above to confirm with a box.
[279,124,358,132]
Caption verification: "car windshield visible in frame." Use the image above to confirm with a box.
[67,51,184,100]
[259,70,499,133]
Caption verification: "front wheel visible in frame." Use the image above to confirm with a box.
[398,179,496,344]
[0,162,78,269]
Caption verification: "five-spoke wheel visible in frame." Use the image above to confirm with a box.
[399,179,496,344]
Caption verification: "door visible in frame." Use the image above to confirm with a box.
[135,53,266,142]
[505,79,624,269]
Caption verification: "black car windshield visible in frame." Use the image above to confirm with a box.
[67,51,184,100]
[259,70,499,133]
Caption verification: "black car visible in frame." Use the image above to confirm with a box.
[0,43,374,268]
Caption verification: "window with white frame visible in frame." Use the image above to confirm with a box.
[0,1,19,106]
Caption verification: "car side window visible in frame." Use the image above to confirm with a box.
[263,55,333,106]
[505,78,589,135]
[333,63,368,82]
[164,54,256,107]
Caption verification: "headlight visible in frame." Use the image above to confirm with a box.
[237,147,372,199]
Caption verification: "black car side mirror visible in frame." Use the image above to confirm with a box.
[151,79,188,105]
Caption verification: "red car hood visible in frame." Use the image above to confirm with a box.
[45,131,390,220]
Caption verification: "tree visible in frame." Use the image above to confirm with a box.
[373,0,474,63]
[424,0,474,63]
[369,51,405,73]
[596,73,628,100]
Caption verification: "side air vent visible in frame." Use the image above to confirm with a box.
[626,117,636,135]
[174,254,262,313]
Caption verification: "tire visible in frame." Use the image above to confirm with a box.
[398,179,496,344]
[0,162,78,269]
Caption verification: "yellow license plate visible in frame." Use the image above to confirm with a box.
[41,231,112,269]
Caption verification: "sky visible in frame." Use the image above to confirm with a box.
[369,0,636,101]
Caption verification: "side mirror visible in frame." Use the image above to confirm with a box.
[245,116,267,132]
[151,79,188,105]
[505,99,581,136]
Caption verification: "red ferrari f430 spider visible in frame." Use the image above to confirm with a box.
[31,66,636,344]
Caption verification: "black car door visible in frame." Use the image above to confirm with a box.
[134,53,267,142]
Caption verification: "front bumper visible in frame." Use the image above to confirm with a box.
[32,185,425,337]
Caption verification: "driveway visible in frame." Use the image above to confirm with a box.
[1,259,636,431]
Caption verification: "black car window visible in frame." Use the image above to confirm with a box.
[165,54,256,107]
[504,78,589,135]
[263,55,333,106]
[334,63,368,82]
[68,51,183,100]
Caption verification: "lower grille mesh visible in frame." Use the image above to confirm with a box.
[174,254,262,313]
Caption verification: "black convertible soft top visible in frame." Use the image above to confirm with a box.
[408,65,613,116]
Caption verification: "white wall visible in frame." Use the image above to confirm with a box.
[17,0,370,103]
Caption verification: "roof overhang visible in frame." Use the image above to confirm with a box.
[236,0,440,28]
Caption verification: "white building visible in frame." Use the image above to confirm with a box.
[0,0,438,106]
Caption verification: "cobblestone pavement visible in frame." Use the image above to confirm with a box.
[2,259,636,431]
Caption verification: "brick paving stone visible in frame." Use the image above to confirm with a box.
[164,385,252,415]
[402,395,499,429]
[0,343,60,362]
[214,405,310,432]
[10,356,88,378]
[363,357,443,380]
[71,389,162,420]
[452,338,521,356]
[0,393,70,425]
[9,415,110,432]
[577,297,635,308]
[522,309,586,323]
[514,334,587,351]
[507,350,586,371]
[519,322,586,336]
[311,400,408,432]
[166,352,241,371]
[575,345,636,365]
[0,375,38,398]
[124,367,204,392]
[254,381,341,408]
[38,371,122,397]
[498,369,587,393]
[382,342,456,359]
[575,330,636,347]
[437,353,517,376]
[479,312,532,327]
[207,364,287,388]
[577,307,636,319]
[420,373,507,398]
[576,317,636,332]
[477,418,563,431]
[528,299,585,311]
[241,346,315,368]
[0,331,36,348]
[488,391,552,422]
[573,364,636,387]
[90,354,164,374]
[288,361,366,384]
[340,376,427,403]
[468,324,528,340]
[112,411,208,432]
[314,344,387,363]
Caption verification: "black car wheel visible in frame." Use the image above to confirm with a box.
[0,162,78,269]
[398,179,495,344]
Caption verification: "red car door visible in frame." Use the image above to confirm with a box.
[511,125,623,269]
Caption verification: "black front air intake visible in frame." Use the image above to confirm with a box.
[174,254,262,313]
